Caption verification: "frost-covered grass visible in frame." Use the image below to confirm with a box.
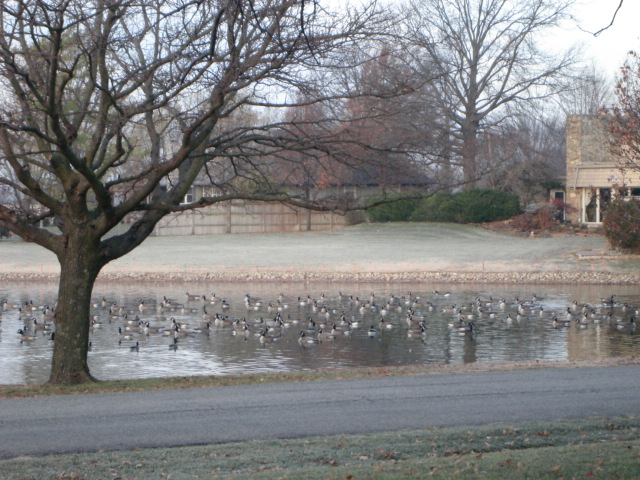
[0,223,620,277]
[3,416,638,479]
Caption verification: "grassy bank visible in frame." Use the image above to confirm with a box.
[3,357,640,399]
[3,415,639,479]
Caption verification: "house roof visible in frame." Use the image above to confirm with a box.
[569,164,640,188]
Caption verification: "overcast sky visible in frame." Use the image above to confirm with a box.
[565,0,640,77]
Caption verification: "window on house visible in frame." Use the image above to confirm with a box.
[182,186,195,204]
[583,188,611,223]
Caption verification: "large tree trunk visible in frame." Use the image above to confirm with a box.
[461,119,479,189]
[49,231,102,385]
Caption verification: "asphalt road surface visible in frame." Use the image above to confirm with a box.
[2,365,639,459]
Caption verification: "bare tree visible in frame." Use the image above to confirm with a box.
[404,0,577,186]
[478,114,565,205]
[558,63,613,116]
[607,51,640,171]
[0,0,394,384]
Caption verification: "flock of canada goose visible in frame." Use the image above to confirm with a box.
[2,288,637,355]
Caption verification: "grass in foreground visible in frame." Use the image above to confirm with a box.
[2,416,639,479]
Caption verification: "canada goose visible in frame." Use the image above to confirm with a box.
[192,321,211,335]
[122,314,139,326]
[172,325,190,338]
[448,316,466,329]
[575,314,589,330]
[142,321,164,334]
[407,323,427,338]
[41,305,56,320]
[232,323,250,338]
[517,303,531,316]
[214,314,233,328]
[24,300,41,311]
[280,315,297,328]
[297,331,319,345]
[244,293,261,305]
[538,306,550,318]
[118,327,133,341]
[17,329,36,342]
[2,299,20,309]
[317,327,337,341]
[378,317,394,330]
[129,341,140,352]
[615,317,636,333]
[170,318,189,329]
[367,325,377,337]
[32,318,52,331]
[92,297,105,308]
[162,295,181,307]
[245,299,261,311]
[185,292,202,302]
[198,312,214,328]
[306,318,317,332]
[91,319,103,328]
[139,300,152,312]
[328,321,348,334]
[476,307,496,319]
[441,304,457,314]
[202,306,215,322]
[458,322,475,335]
[552,316,571,328]
[259,329,277,344]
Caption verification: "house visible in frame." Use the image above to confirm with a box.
[565,115,640,225]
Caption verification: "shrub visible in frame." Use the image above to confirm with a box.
[603,199,640,252]
[410,192,458,222]
[511,204,558,232]
[411,189,520,224]
[365,195,421,222]
[455,189,520,223]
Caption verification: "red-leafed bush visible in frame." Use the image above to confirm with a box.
[603,199,640,252]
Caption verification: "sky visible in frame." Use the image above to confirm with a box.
[564,0,640,78]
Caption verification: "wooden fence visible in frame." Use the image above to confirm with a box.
[152,201,349,236]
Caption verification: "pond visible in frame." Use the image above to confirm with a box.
[1,281,639,385]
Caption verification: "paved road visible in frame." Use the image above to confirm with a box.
[2,365,639,459]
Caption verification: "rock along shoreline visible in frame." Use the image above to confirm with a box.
[1,269,639,285]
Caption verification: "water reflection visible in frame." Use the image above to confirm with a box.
[1,281,639,385]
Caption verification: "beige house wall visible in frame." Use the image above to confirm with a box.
[565,115,640,225]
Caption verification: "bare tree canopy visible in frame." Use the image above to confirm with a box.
[557,63,612,116]
[404,0,577,185]
[0,0,396,384]
[607,51,640,170]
